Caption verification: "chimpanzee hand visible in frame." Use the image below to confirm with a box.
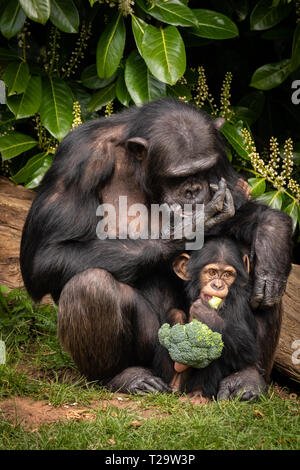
[251,209,292,308]
[204,178,235,230]
[108,366,171,394]
[190,299,224,331]
[217,366,267,401]
[251,270,287,309]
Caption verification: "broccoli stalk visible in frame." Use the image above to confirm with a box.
[158,319,224,369]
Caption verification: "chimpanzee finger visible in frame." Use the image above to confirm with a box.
[251,277,266,309]
[146,376,172,393]
[217,384,231,401]
[239,389,260,402]
[204,189,235,230]
[261,279,287,307]
[223,188,235,217]
[206,178,227,215]
[128,375,171,394]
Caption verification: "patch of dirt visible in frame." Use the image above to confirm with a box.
[0,395,167,429]
[0,397,95,429]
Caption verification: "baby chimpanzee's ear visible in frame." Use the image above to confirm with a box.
[243,254,250,274]
[173,253,191,280]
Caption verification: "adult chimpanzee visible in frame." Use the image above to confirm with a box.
[20,98,292,399]
[155,237,262,402]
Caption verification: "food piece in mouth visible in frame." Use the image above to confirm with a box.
[208,296,223,309]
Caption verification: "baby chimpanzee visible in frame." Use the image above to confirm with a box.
[155,237,263,402]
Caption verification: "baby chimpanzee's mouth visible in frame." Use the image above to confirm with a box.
[201,293,212,302]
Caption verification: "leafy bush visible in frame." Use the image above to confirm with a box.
[0,0,299,257]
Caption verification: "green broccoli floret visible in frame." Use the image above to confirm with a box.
[158,319,224,369]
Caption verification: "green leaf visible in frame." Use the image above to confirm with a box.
[250,59,291,90]
[50,0,79,33]
[116,71,131,107]
[141,25,186,85]
[25,155,53,188]
[7,76,42,119]
[166,83,192,101]
[256,190,283,210]
[11,152,50,185]
[238,91,265,119]
[0,132,38,160]
[291,23,300,73]
[248,177,266,198]
[19,0,50,24]
[81,65,117,90]
[0,48,21,61]
[125,51,166,105]
[284,201,299,233]
[96,12,126,79]
[40,77,74,140]
[131,15,148,56]
[221,122,249,160]
[234,91,265,126]
[136,0,198,27]
[3,61,30,96]
[0,0,26,39]
[87,83,116,112]
[250,0,292,31]
[191,9,239,39]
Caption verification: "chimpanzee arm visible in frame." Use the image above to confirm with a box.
[190,298,257,366]
[250,208,293,308]
[209,201,293,308]
[26,237,185,302]
[190,299,224,331]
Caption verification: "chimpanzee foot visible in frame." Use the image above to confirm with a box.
[217,367,267,401]
[107,367,171,394]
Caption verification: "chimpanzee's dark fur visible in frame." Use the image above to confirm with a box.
[20,98,293,398]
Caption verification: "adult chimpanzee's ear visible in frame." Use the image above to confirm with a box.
[214,117,226,130]
[243,254,250,274]
[126,137,148,160]
[173,253,191,280]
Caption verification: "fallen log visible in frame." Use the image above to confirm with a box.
[0,176,299,382]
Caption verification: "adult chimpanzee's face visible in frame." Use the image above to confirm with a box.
[159,172,212,207]
[141,109,223,206]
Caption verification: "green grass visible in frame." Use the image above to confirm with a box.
[0,288,299,450]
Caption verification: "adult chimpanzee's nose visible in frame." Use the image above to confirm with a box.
[185,184,202,199]
[211,279,224,290]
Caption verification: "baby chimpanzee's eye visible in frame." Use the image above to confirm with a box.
[222,271,234,279]
[208,269,217,277]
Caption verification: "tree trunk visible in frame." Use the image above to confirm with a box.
[0,176,299,381]
[0,176,35,289]
[274,264,300,383]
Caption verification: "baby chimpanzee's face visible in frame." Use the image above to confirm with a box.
[199,263,237,304]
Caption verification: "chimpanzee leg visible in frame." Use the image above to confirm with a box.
[217,303,282,401]
[58,268,170,393]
